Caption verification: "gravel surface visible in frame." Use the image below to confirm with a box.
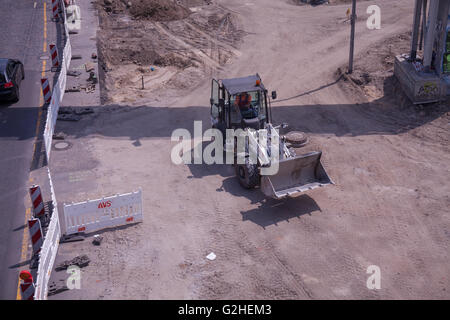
[49,0,450,299]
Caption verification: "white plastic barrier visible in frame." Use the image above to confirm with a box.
[34,168,61,300]
[43,0,72,161]
[63,190,143,235]
[66,5,81,31]
[34,0,71,299]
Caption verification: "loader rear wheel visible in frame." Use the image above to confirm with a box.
[235,161,260,189]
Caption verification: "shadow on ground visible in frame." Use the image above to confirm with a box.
[55,75,449,141]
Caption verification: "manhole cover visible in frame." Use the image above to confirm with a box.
[284,131,308,148]
[53,141,72,151]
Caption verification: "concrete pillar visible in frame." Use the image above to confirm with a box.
[411,0,423,60]
[423,0,440,70]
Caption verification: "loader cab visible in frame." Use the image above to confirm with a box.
[210,74,272,134]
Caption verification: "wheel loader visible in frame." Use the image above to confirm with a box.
[210,74,333,199]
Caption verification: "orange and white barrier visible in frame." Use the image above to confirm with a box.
[19,270,35,300]
[28,218,44,256]
[41,78,52,104]
[52,0,59,19]
[63,189,143,235]
[43,0,72,162]
[33,169,62,300]
[49,43,59,69]
[29,185,45,218]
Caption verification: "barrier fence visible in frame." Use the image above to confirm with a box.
[64,190,143,236]
[31,1,143,300]
[43,0,72,161]
[31,0,69,300]
[34,168,62,300]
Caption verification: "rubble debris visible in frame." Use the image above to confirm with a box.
[85,62,95,72]
[65,86,81,93]
[58,113,82,121]
[60,234,85,243]
[47,281,70,296]
[55,255,90,271]
[85,84,96,93]
[91,52,98,59]
[67,70,82,77]
[53,132,66,140]
[92,235,103,246]
[58,107,73,114]
[74,107,95,115]
[88,71,98,84]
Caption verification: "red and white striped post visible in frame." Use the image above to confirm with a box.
[40,78,52,104]
[49,43,59,70]
[51,0,59,20]
[29,185,46,218]
[19,270,35,300]
[28,218,44,256]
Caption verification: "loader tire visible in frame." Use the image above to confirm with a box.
[235,161,260,189]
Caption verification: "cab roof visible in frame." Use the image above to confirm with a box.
[221,74,266,95]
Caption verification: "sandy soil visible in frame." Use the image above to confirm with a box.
[49,0,450,299]
[96,0,242,105]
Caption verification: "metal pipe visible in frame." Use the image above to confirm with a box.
[423,0,440,70]
[419,0,428,51]
[348,0,357,74]
[411,0,423,61]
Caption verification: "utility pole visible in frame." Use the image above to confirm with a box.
[348,0,357,74]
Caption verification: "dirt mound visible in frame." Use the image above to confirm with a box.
[129,0,191,21]
[101,0,191,21]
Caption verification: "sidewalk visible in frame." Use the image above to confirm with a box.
[61,0,101,107]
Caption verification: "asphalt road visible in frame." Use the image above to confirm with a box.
[0,0,48,299]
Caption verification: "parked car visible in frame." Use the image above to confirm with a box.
[0,58,25,102]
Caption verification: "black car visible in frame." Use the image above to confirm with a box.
[0,58,25,102]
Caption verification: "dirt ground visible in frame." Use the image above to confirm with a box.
[49,0,450,299]
[96,0,242,105]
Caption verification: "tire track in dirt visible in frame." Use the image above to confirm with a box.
[190,194,314,299]
[184,20,241,57]
[153,21,222,69]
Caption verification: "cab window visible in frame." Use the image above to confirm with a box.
[232,91,261,119]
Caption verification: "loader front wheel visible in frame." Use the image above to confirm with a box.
[235,162,260,189]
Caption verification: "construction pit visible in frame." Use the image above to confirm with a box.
[47,0,450,299]
[96,0,243,105]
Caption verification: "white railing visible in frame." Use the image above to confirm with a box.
[43,0,72,161]
[34,0,71,300]
[34,169,61,300]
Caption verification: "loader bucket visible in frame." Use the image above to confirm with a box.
[260,151,333,199]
